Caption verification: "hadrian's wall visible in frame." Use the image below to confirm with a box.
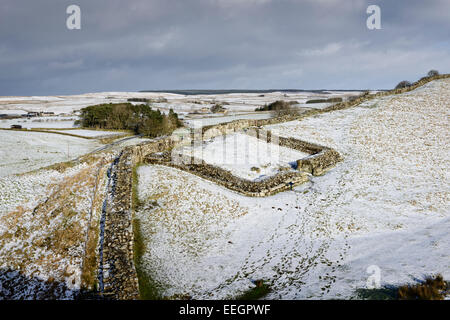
[97,136,186,300]
[98,151,139,300]
[98,73,448,299]
[200,74,450,140]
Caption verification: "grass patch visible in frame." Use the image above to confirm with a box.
[398,274,448,300]
[131,164,163,299]
[132,163,144,211]
[46,160,76,173]
[306,97,343,104]
[356,274,449,300]
[356,286,398,300]
[80,163,108,293]
[236,280,271,300]
[98,135,128,145]
[132,218,162,300]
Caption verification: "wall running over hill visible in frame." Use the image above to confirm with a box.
[99,74,449,299]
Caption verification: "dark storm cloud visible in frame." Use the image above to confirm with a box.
[0,0,449,95]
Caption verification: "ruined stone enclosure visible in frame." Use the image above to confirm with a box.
[143,127,343,197]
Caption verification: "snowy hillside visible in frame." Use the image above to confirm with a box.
[134,78,450,299]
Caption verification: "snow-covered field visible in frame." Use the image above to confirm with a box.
[0,90,358,121]
[183,112,273,128]
[0,155,111,299]
[135,79,450,299]
[176,132,308,180]
[0,131,102,177]
[0,117,78,129]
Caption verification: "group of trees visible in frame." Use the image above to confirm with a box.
[395,69,440,89]
[78,103,181,137]
[255,100,299,117]
[210,104,227,113]
[306,97,343,104]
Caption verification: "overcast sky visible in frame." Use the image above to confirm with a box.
[0,0,449,95]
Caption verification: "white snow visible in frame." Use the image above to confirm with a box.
[0,130,102,177]
[0,157,112,299]
[135,78,450,299]
[0,90,357,127]
[0,117,78,129]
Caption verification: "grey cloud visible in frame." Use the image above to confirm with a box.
[0,0,449,95]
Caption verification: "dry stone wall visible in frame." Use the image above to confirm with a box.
[145,154,310,197]
[99,152,139,300]
[200,74,450,140]
[142,127,342,196]
[244,128,342,176]
[99,74,448,299]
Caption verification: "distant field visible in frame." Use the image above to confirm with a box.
[0,130,102,177]
[0,117,78,129]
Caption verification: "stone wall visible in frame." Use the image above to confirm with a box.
[99,74,448,299]
[244,128,325,154]
[296,148,343,176]
[199,74,450,139]
[316,74,450,114]
[99,151,139,300]
[145,154,309,197]
[142,127,342,196]
[97,137,187,300]
[246,128,342,176]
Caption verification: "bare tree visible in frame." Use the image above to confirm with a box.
[395,80,412,89]
[427,70,439,77]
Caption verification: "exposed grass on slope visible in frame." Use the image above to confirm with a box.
[356,274,449,300]
[356,286,398,300]
[131,164,163,300]
[98,134,131,145]
[46,160,77,173]
[398,274,448,300]
[80,161,109,294]
[235,280,271,300]
[132,163,144,211]
[0,161,104,298]
[133,218,163,300]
